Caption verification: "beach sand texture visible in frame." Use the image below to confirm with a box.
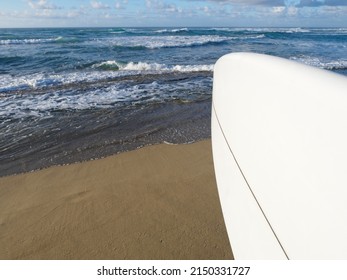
[0,140,233,260]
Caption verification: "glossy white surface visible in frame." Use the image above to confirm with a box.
[212,53,347,259]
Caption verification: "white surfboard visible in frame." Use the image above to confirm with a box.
[212,52,347,259]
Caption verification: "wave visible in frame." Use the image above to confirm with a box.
[106,35,231,49]
[0,37,64,45]
[283,28,311,34]
[208,27,311,34]
[0,30,266,49]
[0,61,213,93]
[109,31,126,34]
[0,73,212,119]
[108,28,127,34]
[290,56,347,71]
[251,27,310,33]
[0,71,127,93]
[208,28,234,32]
[154,28,189,34]
[92,60,214,72]
[311,28,347,33]
[239,34,265,40]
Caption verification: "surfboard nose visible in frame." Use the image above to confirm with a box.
[212,52,347,259]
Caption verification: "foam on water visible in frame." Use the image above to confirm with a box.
[290,56,347,70]
[0,37,63,45]
[0,73,212,119]
[283,28,311,33]
[0,71,134,93]
[92,60,214,72]
[225,27,311,33]
[0,61,213,93]
[154,28,189,33]
[103,35,231,49]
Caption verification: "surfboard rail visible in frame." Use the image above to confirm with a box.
[212,52,347,259]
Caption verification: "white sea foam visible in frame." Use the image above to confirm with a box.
[92,60,214,72]
[290,56,347,70]
[313,28,347,34]
[154,29,169,33]
[284,28,310,33]
[208,28,234,32]
[0,37,62,45]
[230,27,311,33]
[172,28,189,32]
[155,28,189,33]
[0,72,124,93]
[0,74,212,119]
[242,34,265,39]
[102,35,230,49]
[0,62,213,93]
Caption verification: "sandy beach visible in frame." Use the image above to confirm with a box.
[0,140,233,260]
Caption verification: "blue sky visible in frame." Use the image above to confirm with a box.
[0,0,346,28]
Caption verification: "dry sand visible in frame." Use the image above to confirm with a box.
[0,140,233,260]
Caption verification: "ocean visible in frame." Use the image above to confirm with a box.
[1,27,347,177]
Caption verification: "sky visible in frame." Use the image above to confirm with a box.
[0,0,346,28]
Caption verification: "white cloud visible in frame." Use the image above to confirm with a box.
[66,8,88,18]
[27,0,60,10]
[115,0,128,10]
[195,0,284,6]
[1,0,346,28]
[287,6,298,14]
[90,0,110,9]
[272,6,286,13]
[146,0,182,13]
[146,0,153,8]
[320,4,347,14]
[202,6,210,13]
[35,9,53,17]
[191,0,347,7]
[284,0,301,6]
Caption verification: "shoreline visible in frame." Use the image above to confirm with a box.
[0,139,192,178]
[1,99,212,178]
[0,137,210,179]
[0,140,233,260]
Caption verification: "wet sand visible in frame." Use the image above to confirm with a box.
[0,140,233,260]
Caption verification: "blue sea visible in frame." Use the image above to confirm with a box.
[1,27,347,176]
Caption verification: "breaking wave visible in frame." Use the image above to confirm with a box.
[105,35,231,49]
[0,37,64,45]
[92,60,214,72]
[290,56,347,71]
[0,61,213,93]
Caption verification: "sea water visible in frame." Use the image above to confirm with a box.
[1,27,347,176]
